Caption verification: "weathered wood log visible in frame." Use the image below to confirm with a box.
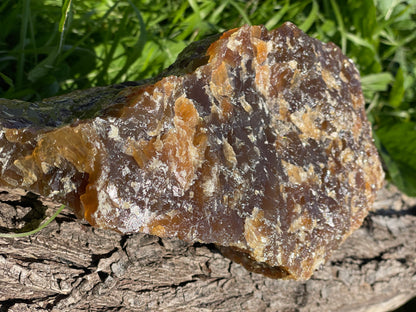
[0,183,415,311]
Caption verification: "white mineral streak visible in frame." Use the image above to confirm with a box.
[247,132,256,143]
[108,125,120,140]
[202,164,219,198]
[0,130,12,176]
[227,37,242,52]
[288,60,297,70]
[124,203,155,233]
[61,176,76,194]
[121,166,130,177]
[147,156,163,172]
[95,165,114,219]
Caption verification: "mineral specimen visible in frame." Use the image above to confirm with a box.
[0,22,384,280]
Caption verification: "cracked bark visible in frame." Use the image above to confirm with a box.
[0,184,415,312]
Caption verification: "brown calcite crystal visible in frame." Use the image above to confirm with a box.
[0,23,384,280]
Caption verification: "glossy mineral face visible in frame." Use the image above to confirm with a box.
[0,22,384,280]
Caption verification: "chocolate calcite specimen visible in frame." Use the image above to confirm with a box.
[0,23,384,280]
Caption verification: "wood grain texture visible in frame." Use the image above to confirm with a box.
[0,184,415,312]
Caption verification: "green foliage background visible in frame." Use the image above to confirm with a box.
[0,0,415,196]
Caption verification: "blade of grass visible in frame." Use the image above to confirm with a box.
[59,0,72,33]
[187,0,201,19]
[299,0,318,32]
[361,72,394,92]
[366,92,380,114]
[99,9,129,84]
[58,0,72,53]
[198,1,216,22]
[27,49,58,82]
[229,0,252,25]
[329,0,346,54]
[389,67,405,108]
[23,0,71,84]
[265,0,290,30]
[16,0,30,89]
[345,32,376,53]
[172,1,189,25]
[0,72,14,88]
[0,205,66,238]
[208,1,228,26]
[0,0,12,11]
[57,1,120,67]
[28,0,37,64]
[111,0,147,83]
[385,0,402,20]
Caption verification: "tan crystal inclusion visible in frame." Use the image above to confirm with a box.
[0,22,384,280]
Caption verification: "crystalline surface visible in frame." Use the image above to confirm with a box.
[0,23,384,280]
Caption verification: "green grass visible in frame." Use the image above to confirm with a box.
[0,0,415,196]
